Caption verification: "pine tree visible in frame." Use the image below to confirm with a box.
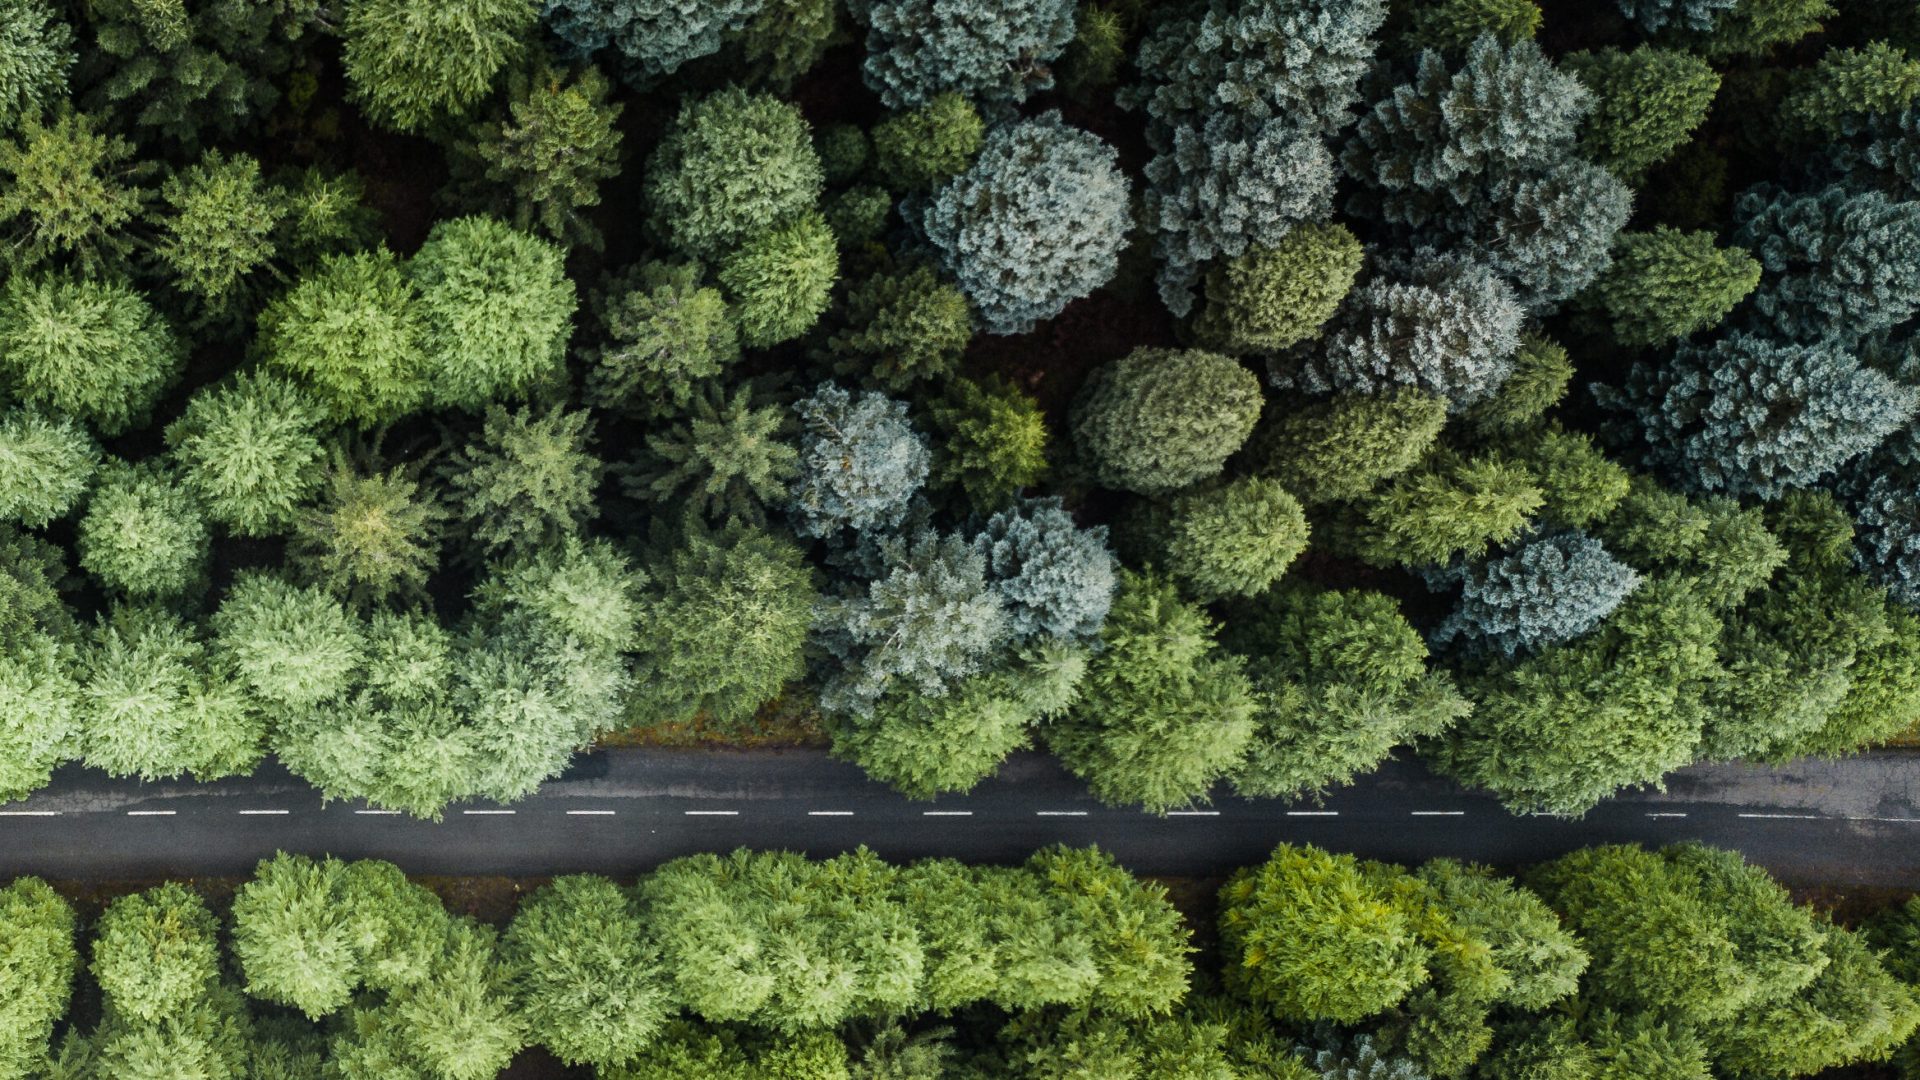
[89,884,219,1024]
[626,382,798,526]
[0,877,76,1077]
[541,0,763,82]
[503,876,672,1070]
[787,382,928,538]
[1072,347,1262,496]
[0,108,147,275]
[923,112,1130,334]
[643,86,823,262]
[1193,222,1363,355]
[581,261,738,419]
[76,461,208,598]
[1047,570,1257,812]
[150,151,285,323]
[973,496,1116,641]
[855,0,1076,108]
[0,408,96,527]
[441,406,602,559]
[341,0,535,132]
[1564,47,1719,180]
[924,376,1049,511]
[0,272,179,435]
[822,264,973,391]
[0,0,72,130]
[1586,227,1761,347]
[410,214,578,410]
[164,372,328,537]
[289,452,447,610]
[80,603,260,782]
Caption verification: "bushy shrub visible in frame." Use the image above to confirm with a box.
[973,496,1116,641]
[716,211,837,348]
[1585,227,1761,347]
[447,57,624,249]
[581,261,737,418]
[823,265,973,390]
[1072,347,1262,496]
[1733,183,1920,346]
[0,409,95,526]
[542,0,763,82]
[1564,46,1719,180]
[0,272,180,436]
[643,87,823,261]
[1047,570,1256,812]
[289,454,447,609]
[410,215,577,410]
[164,372,328,537]
[0,0,72,129]
[788,382,928,537]
[0,108,146,276]
[341,0,535,132]
[1156,477,1309,601]
[814,528,1012,715]
[870,94,984,191]
[76,462,208,598]
[1192,223,1362,355]
[626,382,798,526]
[442,406,602,559]
[925,376,1048,511]
[924,112,1130,334]
[1244,389,1448,505]
[1279,249,1523,409]
[1614,333,1917,498]
[855,0,1076,108]
[258,249,428,427]
[1434,530,1641,656]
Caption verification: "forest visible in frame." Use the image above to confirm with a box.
[3,0,1920,820]
[5,841,1920,1078]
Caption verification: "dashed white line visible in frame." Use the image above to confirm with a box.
[1411,811,1466,817]
[461,809,516,816]
[1646,812,1689,818]
[126,810,175,817]
[565,810,616,816]
[808,811,854,816]
[922,811,972,817]
[1165,810,1221,817]
[1036,811,1089,817]
[237,810,289,816]
[1286,811,1339,817]
[1737,813,1822,820]
[354,809,401,816]
[684,810,739,816]
[0,811,59,817]
[1848,816,1920,823]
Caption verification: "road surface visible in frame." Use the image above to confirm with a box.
[4,749,1920,884]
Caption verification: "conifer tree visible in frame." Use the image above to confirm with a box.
[341,0,535,132]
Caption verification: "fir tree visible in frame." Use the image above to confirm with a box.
[164,372,328,537]
[0,108,147,276]
[76,461,208,598]
[642,86,823,262]
[625,381,798,525]
[787,382,928,538]
[0,408,96,527]
[440,406,603,559]
[1071,347,1262,496]
[1586,227,1761,347]
[855,0,1076,108]
[0,0,71,130]
[409,215,578,411]
[341,0,535,132]
[581,260,738,419]
[1564,47,1719,181]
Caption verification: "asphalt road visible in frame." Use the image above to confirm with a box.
[5,749,1920,885]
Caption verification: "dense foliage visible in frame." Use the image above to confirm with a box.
[0,0,1917,829]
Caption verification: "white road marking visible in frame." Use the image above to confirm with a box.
[565,810,616,816]
[1848,816,1920,823]
[461,809,515,816]
[1411,811,1465,817]
[1036,811,1089,817]
[1646,812,1689,818]
[354,809,401,816]
[0,811,59,817]
[1166,810,1221,817]
[684,810,739,816]
[126,810,175,817]
[237,810,289,816]
[922,811,972,816]
[1286,811,1339,817]
[808,811,854,816]
[1737,813,1822,820]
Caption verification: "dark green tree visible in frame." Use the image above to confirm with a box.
[1564,47,1719,180]
[1586,227,1760,347]
[1192,222,1362,355]
[581,261,738,418]
[1244,389,1448,505]
[0,272,179,435]
[341,0,535,132]
[625,381,798,525]
[1152,477,1309,601]
[629,518,815,726]
[0,0,72,130]
[871,94,984,191]
[1071,347,1262,496]
[446,56,624,249]
[643,86,823,262]
[824,265,973,391]
[150,150,285,323]
[289,452,447,610]
[717,210,838,348]
[1047,570,1257,812]
[410,214,577,410]
[0,108,146,275]
[924,376,1049,512]
[441,406,602,560]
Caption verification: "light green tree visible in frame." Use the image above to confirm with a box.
[0,272,180,436]
[164,372,329,537]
